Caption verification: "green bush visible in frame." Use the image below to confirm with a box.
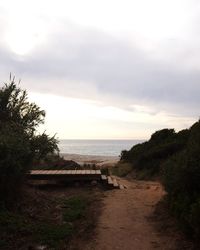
[63,196,88,222]
[0,123,32,207]
[121,118,200,240]
[0,209,73,248]
[0,78,59,208]
[120,128,188,177]
[162,120,200,239]
[110,162,132,177]
[35,223,73,247]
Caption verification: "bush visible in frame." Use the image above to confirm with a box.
[120,118,200,240]
[0,123,32,207]
[120,128,188,177]
[63,196,89,222]
[162,120,200,239]
[0,78,59,208]
[110,162,132,177]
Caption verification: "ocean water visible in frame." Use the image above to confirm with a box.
[59,139,144,156]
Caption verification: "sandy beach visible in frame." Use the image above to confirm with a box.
[61,153,120,167]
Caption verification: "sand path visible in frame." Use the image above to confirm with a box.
[85,177,178,250]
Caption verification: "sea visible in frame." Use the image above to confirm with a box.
[58,139,144,157]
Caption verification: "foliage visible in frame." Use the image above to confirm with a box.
[122,118,200,240]
[63,196,89,222]
[110,162,132,177]
[31,132,59,162]
[121,121,200,239]
[0,77,59,207]
[0,124,32,207]
[0,191,98,249]
[162,120,200,239]
[0,209,73,249]
[120,128,189,177]
[35,223,73,247]
[0,78,45,133]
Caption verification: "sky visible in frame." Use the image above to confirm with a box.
[0,0,200,139]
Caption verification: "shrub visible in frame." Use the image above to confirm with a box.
[162,120,200,239]
[63,196,88,222]
[120,128,188,177]
[0,78,59,208]
[0,123,32,207]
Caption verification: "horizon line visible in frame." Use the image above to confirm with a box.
[58,138,147,141]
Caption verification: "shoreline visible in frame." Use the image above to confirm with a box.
[61,153,120,167]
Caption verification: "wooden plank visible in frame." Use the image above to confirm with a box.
[32,170,44,174]
[68,170,73,174]
[50,170,57,174]
[107,176,113,185]
[30,169,101,176]
[53,170,59,174]
[113,178,119,187]
[47,170,54,174]
[58,170,68,175]
[46,170,56,174]
[39,170,48,174]
[30,170,38,174]
[30,170,41,174]
[55,170,64,174]
[28,169,102,182]
[101,175,107,180]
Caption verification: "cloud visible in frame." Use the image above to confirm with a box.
[0,17,200,121]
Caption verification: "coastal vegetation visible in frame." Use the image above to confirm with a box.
[0,188,101,249]
[0,77,59,208]
[120,128,189,178]
[110,162,132,177]
[1,77,199,248]
[121,120,200,241]
[0,78,102,249]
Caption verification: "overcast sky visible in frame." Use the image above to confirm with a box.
[0,0,200,139]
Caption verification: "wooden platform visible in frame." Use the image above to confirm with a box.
[28,170,127,189]
[28,170,102,181]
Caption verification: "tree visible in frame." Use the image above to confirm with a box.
[0,77,59,208]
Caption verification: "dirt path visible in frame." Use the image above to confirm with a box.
[85,177,179,250]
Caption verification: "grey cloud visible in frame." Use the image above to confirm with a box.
[0,22,200,118]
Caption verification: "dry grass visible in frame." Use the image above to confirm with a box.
[0,183,104,250]
[110,162,132,177]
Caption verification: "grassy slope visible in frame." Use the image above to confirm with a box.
[0,185,103,250]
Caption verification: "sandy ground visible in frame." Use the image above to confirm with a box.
[84,177,183,250]
[61,153,119,167]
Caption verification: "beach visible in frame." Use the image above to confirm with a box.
[61,153,120,167]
